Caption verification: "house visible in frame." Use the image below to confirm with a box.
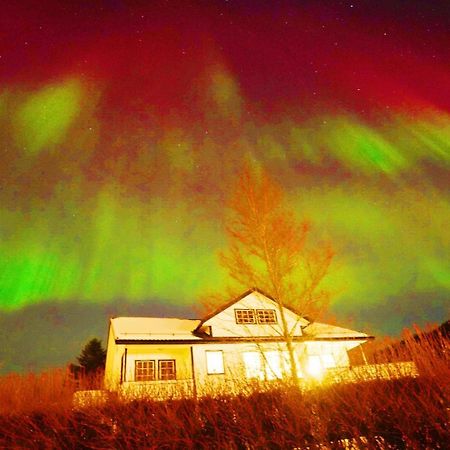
[104,288,373,398]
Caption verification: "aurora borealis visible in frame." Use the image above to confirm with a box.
[1,0,449,373]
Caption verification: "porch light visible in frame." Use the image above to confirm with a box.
[306,355,324,378]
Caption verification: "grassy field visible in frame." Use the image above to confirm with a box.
[0,327,448,449]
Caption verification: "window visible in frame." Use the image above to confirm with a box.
[243,351,294,380]
[321,354,335,369]
[256,309,277,324]
[158,360,176,380]
[263,351,282,380]
[206,351,225,374]
[135,360,155,381]
[305,352,337,378]
[235,309,256,324]
[243,352,264,379]
[235,309,277,324]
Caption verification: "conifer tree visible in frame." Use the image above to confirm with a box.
[76,338,106,374]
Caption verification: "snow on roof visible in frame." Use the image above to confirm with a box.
[111,317,202,341]
[302,322,370,340]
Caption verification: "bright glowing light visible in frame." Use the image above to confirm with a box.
[306,356,324,378]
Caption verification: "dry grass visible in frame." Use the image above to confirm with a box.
[0,327,448,449]
[0,369,73,415]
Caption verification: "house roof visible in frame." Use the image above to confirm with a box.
[302,321,372,340]
[109,289,372,343]
[110,317,202,341]
[196,287,309,330]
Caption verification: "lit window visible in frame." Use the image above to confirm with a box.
[206,351,225,374]
[243,352,264,379]
[281,351,294,376]
[158,360,176,380]
[235,309,256,324]
[135,360,155,381]
[256,309,277,324]
[264,351,282,380]
[322,354,335,369]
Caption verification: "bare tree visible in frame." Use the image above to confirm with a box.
[209,164,334,384]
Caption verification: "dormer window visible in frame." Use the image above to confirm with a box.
[235,308,278,324]
[256,309,277,324]
[235,309,256,324]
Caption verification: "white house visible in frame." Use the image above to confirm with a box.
[104,288,373,398]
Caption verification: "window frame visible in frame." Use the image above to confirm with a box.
[234,309,256,324]
[135,359,156,382]
[256,309,278,324]
[205,350,225,375]
[158,359,177,380]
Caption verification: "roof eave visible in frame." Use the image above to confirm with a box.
[115,335,373,345]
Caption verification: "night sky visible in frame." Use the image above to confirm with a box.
[1,0,449,373]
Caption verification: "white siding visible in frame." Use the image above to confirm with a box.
[191,341,307,395]
[202,291,307,338]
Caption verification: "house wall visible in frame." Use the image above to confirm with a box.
[106,338,366,396]
[115,344,193,399]
[123,344,193,382]
[302,341,357,367]
[105,341,193,392]
[299,340,365,378]
[104,323,120,390]
[191,341,310,395]
[106,330,366,397]
[202,291,307,338]
[193,340,365,384]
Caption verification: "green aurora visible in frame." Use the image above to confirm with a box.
[0,0,448,372]
[1,78,448,315]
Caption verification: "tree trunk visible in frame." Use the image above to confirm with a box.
[277,301,300,387]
